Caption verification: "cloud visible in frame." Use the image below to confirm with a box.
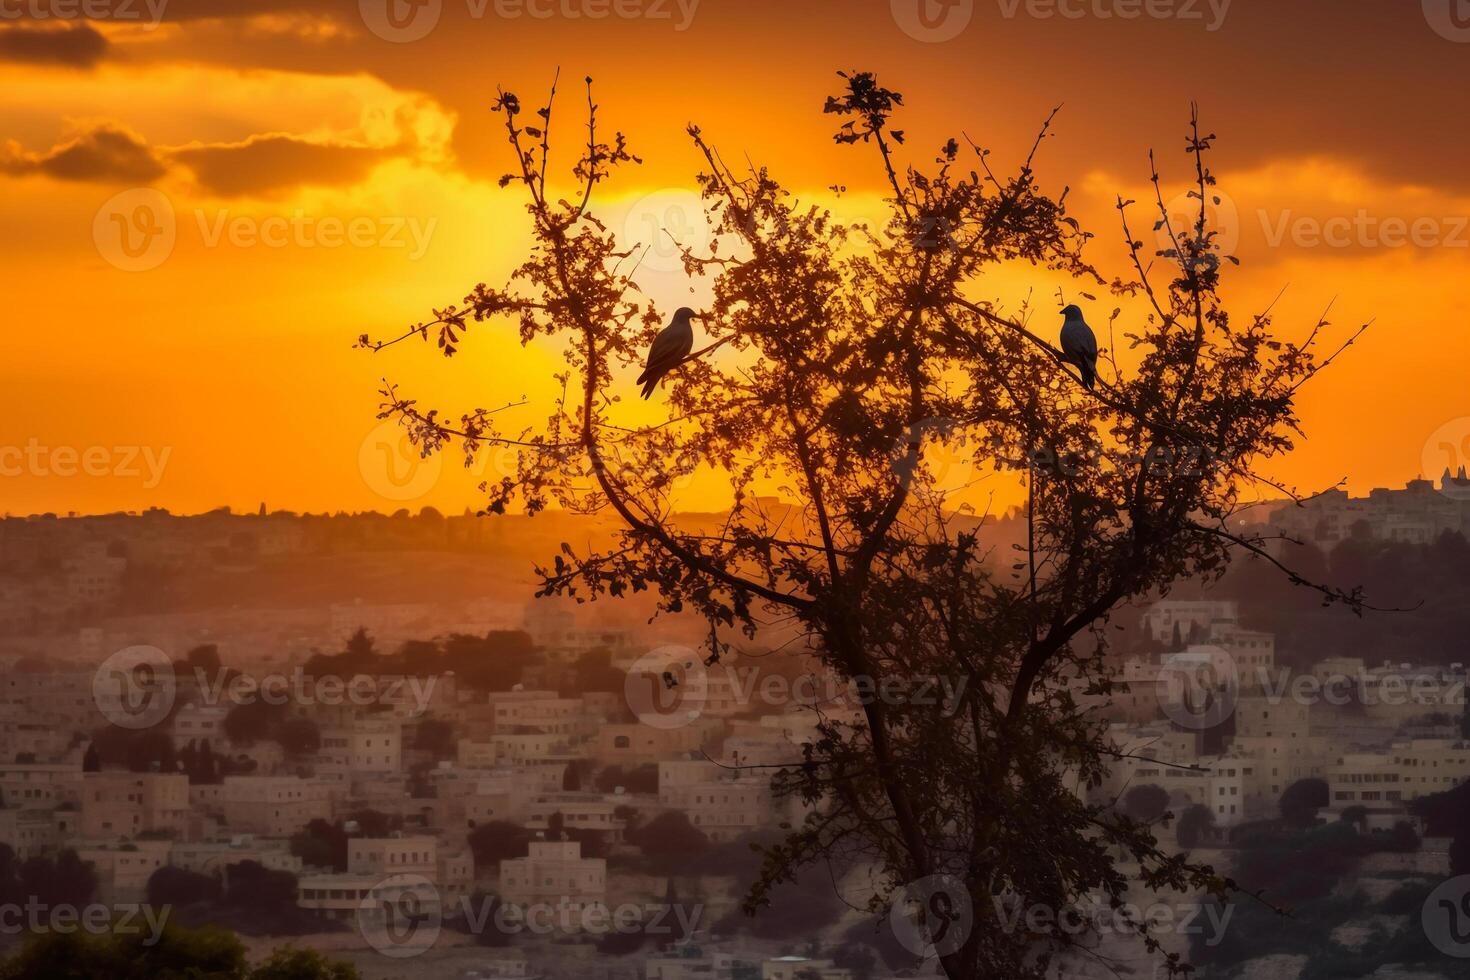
[168,134,395,196]
[0,125,165,183]
[0,24,108,67]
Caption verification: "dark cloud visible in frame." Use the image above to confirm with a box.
[0,24,108,67]
[169,134,392,196]
[0,126,166,182]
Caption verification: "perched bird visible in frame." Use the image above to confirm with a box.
[637,307,700,399]
[1058,304,1099,390]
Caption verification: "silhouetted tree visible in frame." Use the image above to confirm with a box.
[364,70,1372,980]
[1122,784,1170,824]
[467,821,531,867]
[146,866,221,907]
[1175,804,1215,849]
[627,811,708,868]
[223,861,296,910]
[1279,778,1329,827]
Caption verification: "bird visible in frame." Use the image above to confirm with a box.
[1058,304,1099,390]
[637,307,700,399]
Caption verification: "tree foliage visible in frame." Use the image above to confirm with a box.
[363,69,1368,979]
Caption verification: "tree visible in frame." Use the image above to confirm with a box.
[17,850,96,910]
[223,861,297,910]
[1339,805,1368,832]
[1121,784,1170,824]
[412,718,455,759]
[596,764,659,795]
[1452,833,1470,875]
[1175,803,1215,849]
[570,647,624,693]
[460,890,514,947]
[146,866,221,907]
[363,71,1370,980]
[291,818,348,872]
[222,700,284,747]
[1279,778,1329,827]
[627,811,708,867]
[276,718,321,757]
[467,821,531,867]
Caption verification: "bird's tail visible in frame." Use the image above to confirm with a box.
[640,377,658,400]
[1081,362,1096,390]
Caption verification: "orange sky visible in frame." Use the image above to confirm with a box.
[3,1,1469,517]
